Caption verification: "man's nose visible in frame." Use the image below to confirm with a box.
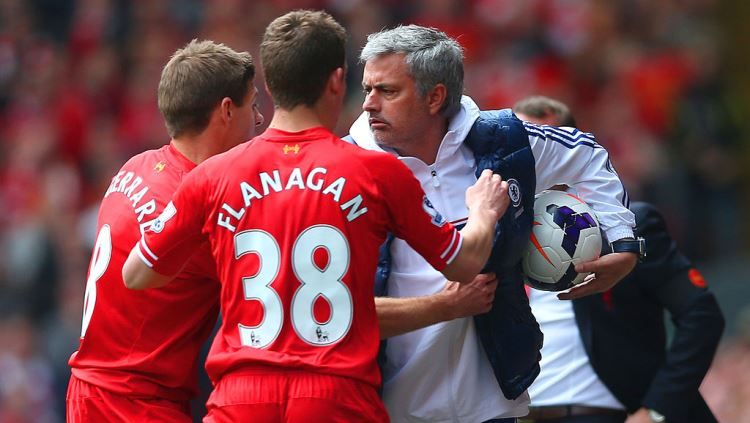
[363,91,378,112]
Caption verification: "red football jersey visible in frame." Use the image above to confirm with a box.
[68,143,220,401]
[137,127,461,388]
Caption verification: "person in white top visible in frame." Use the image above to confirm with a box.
[514,96,723,423]
[347,25,639,423]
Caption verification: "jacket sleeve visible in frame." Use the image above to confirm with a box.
[524,122,634,241]
[631,202,725,421]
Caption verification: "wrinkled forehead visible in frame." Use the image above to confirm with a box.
[362,53,412,83]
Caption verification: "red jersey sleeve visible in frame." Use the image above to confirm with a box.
[136,168,209,276]
[376,156,461,271]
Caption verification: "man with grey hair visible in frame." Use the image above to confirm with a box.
[347,25,642,422]
[123,12,511,422]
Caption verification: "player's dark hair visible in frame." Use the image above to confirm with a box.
[513,95,577,127]
[158,39,255,138]
[260,10,347,109]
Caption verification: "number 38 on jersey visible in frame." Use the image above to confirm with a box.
[235,224,353,349]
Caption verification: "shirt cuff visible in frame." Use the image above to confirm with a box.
[604,225,635,242]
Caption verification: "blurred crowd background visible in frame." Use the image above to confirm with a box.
[0,0,748,421]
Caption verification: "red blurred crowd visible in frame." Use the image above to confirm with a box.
[0,0,746,421]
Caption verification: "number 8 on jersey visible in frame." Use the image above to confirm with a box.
[236,225,352,348]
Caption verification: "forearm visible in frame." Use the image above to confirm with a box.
[462,207,496,258]
[441,169,507,283]
[122,247,176,289]
[443,209,496,283]
[376,295,453,339]
[642,294,724,417]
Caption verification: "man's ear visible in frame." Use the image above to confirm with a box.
[219,97,233,124]
[426,84,447,116]
[328,67,346,96]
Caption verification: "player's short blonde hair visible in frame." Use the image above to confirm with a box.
[158,39,255,138]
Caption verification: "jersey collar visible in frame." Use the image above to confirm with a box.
[260,126,333,142]
[166,141,198,173]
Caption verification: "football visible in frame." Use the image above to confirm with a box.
[521,190,602,291]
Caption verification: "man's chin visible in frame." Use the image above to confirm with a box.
[370,127,399,146]
[371,132,391,147]
[369,128,385,141]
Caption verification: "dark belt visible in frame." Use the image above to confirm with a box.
[525,405,624,421]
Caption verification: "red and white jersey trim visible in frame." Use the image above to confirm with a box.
[136,239,158,267]
[440,230,462,264]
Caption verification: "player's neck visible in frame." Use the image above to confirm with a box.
[171,134,218,165]
[268,104,336,133]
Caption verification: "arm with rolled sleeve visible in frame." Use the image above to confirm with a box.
[525,123,637,299]
[526,123,634,241]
